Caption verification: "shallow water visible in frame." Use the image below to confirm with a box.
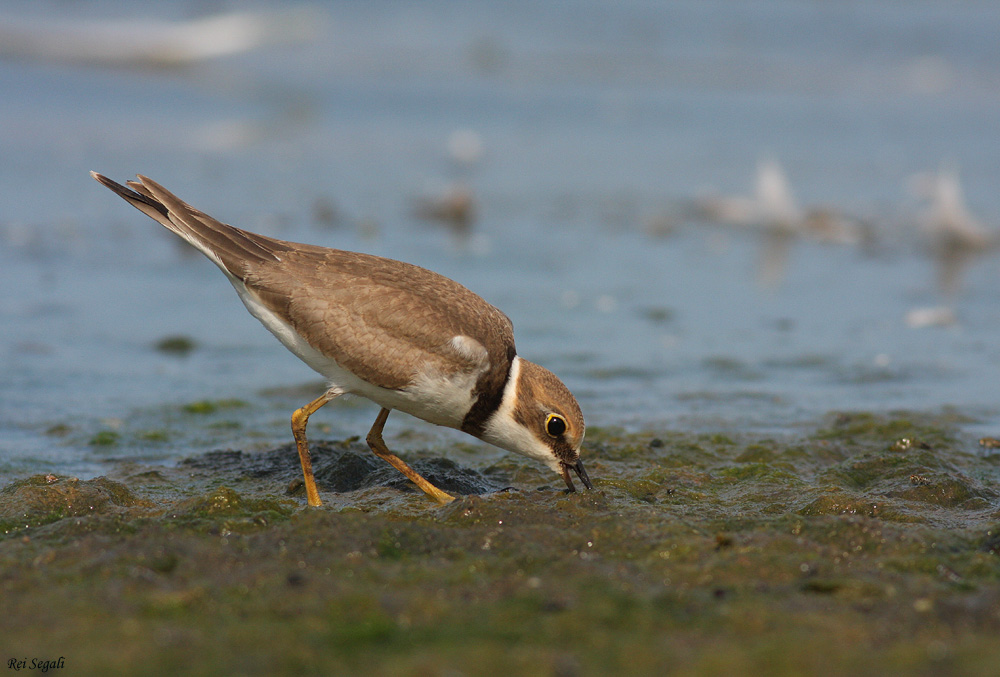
[4,1,1000,479]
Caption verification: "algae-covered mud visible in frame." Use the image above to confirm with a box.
[3,412,999,675]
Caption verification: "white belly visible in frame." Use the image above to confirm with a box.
[231,278,477,430]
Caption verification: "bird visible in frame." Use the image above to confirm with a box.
[412,182,476,235]
[912,164,994,251]
[696,159,802,233]
[910,164,996,296]
[697,159,863,244]
[91,172,592,506]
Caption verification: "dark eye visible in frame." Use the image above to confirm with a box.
[545,414,567,437]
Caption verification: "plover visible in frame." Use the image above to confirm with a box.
[91,173,592,506]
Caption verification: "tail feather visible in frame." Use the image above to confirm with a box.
[91,172,282,277]
[91,171,169,222]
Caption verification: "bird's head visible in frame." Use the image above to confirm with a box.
[480,357,592,492]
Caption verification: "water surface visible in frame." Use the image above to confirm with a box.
[4,1,1000,478]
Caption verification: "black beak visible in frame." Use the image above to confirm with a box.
[561,458,594,492]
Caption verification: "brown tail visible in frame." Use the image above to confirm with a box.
[91,172,286,278]
[91,171,170,221]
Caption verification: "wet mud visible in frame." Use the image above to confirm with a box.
[2,411,999,675]
[179,438,510,498]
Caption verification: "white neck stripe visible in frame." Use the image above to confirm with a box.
[495,355,521,418]
[480,357,561,471]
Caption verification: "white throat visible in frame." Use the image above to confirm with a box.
[479,356,561,473]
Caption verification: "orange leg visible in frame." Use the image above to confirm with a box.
[366,408,455,504]
[291,391,340,507]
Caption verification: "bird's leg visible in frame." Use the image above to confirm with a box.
[291,390,340,507]
[366,408,456,504]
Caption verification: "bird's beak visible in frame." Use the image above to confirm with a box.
[561,458,594,492]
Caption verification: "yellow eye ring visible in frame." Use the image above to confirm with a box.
[545,413,567,438]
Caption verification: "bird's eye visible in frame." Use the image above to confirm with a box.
[545,413,567,437]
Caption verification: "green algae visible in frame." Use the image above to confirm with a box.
[0,475,153,535]
[88,430,121,446]
[137,429,170,443]
[154,335,197,356]
[2,411,1000,675]
[170,486,293,520]
[181,398,249,415]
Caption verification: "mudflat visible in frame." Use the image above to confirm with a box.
[2,411,999,675]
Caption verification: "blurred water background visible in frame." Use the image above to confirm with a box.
[4,0,1000,478]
